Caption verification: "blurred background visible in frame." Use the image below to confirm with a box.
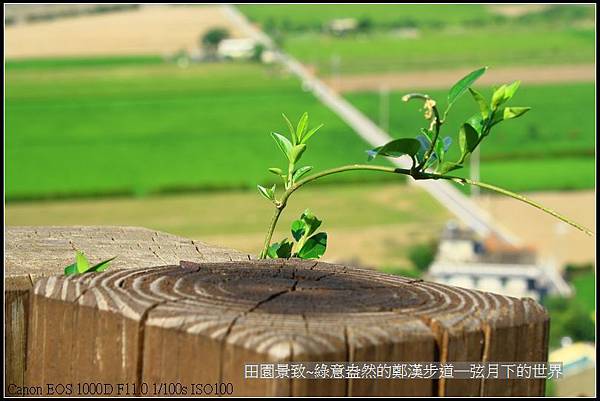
[4,4,596,396]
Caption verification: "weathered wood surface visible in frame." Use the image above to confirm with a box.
[5,226,250,395]
[26,259,549,396]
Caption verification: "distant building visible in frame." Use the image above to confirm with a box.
[327,18,358,35]
[426,222,571,301]
[549,342,595,396]
[217,38,257,60]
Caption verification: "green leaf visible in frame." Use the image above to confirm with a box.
[282,113,297,145]
[64,262,78,276]
[466,114,484,135]
[438,162,464,174]
[291,219,306,241]
[268,167,283,176]
[88,256,116,273]
[301,209,322,237]
[368,138,421,160]
[420,128,434,141]
[268,239,293,259]
[468,87,489,118]
[459,123,479,156]
[76,251,90,273]
[447,67,487,111]
[271,132,293,161]
[489,107,531,127]
[257,184,275,201]
[503,81,521,102]
[292,166,313,182]
[289,144,307,164]
[297,232,327,259]
[503,106,531,120]
[300,123,323,144]
[296,112,309,142]
[434,138,445,164]
[491,84,507,109]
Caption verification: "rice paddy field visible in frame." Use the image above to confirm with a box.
[240,4,595,74]
[6,61,396,201]
[6,58,594,200]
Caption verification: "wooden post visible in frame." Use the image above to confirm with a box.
[4,226,250,394]
[25,259,549,396]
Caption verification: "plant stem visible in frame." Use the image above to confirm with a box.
[258,206,284,259]
[425,172,594,236]
[258,164,405,258]
[257,163,593,259]
[403,93,443,171]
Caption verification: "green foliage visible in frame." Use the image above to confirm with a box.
[241,4,593,34]
[64,251,116,276]
[201,28,230,48]
[252,43,266,62]
[447,66,487,114]
[257,69,591,259]
[367,138,421,161]
[346,82,594,191]
[257,184,276,201]
[259,113,324,200]
[545,295,595,348]
[407,242,437,273]
[367,67,532,175]
[564,263,593,282]
[268,209,328,259]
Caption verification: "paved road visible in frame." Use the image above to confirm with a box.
[224,5,520,245]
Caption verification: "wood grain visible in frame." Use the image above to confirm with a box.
[25,259,549,396]
[5,225,250,395]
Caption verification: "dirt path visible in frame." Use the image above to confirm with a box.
[5,5,243,59]
[475,190,595,267]
[324,64,596,93]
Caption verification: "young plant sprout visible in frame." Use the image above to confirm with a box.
[63,250,116,276]
[257,67,593,260]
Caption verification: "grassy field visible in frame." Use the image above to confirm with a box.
[285,27,594,74]
[5,182,449,267]
[345,82,595,192]
[240,4,494,30]
[572,271,595,316]
[5,55,164,70]
[240,4,593,31]
[6,61,398,200]
[240,5,594,75]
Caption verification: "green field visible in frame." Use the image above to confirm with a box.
[5,55,164,70]
[345,82,595,192]
[240,4,593,32]
[239,4,494,30]
[285,28,594,74]
[5,182,448,266]
[572,271,595,316]
[6,62,397,200]
[240,5,594,74]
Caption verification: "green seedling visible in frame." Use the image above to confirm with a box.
[267,209,328,259]
[64,250,116,276]
[257,68,593,260]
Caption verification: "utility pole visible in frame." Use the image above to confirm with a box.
[379,85,390,133]
[331,54,340,92]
